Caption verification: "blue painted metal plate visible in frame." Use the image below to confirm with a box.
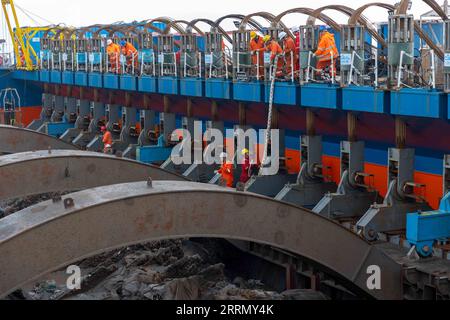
[264,82,299,106]
[158,77,179,95]
[120,75,137,91]
[50,70,62,84]
[391,88,444,119]
[104,74,120,89]
[205,79,232,100]
[136,146,173,164]
[180,78,205,97]
[233,82,263,103]
[12,70,40,81]
[46,122,74,138]
[74,72,88,86]
[342,86,388,113]
[62,71,74,85]
[301,83,341,109]
[448,95,450,120]
[39,70,50,82]
[138,76,158,93]
[88,73,103,88]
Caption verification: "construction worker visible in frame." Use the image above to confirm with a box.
[106,39,121,74]
[120,40,139,74]
[217,152,234,188]
[239,148,254,184]
[101,126,113,154]
[263,35,283,78]
[280,32,298,79]
[313,28,338,78]
[249,31,265,79]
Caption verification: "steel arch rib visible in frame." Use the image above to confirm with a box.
[0,181,402,299]
[0,125,78,155]
[0,150,189,201]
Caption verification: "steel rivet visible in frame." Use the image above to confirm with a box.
[64,198,75,209]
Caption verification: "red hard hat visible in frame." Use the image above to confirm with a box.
[101,126,107,132]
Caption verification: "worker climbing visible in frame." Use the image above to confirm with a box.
[106,39,121,74]
[101,126,113,154]
[120,40,139,75]
[263,35,284,78]
[250,31,265,80]
[217,152,234,188]
[239,148,258,184]
[313,27,338,80]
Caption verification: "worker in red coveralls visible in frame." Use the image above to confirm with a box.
[239,148,254,184]
[217,152,234,188]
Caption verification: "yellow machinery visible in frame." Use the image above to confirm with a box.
[1,0,48,70]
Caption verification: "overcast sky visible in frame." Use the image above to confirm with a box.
[0,0,444,35]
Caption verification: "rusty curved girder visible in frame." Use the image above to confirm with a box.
[307,5,388,48]
[215,14,264,32]
[396,0,448,20]
[273,7,341,32]
[148,17,186,35]
[0,150,189,202]
[0,181,402,299]
[186,18,232,43]
[0,125,78,155]
[238,12,294,39]
[349,3,396,25]
[163,20,203,35]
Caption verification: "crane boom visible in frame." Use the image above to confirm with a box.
[1,0,33,70]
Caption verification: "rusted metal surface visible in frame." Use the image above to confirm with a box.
[0,181,402,299]
[0,150,188,201]
[0,125,78,155]
[396,0,448,20]
[273,8,341,32]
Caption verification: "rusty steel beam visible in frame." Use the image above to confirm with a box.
[0,125,78,155]
[0,181,403,299]
[396,0,448,20]
[0,150,188,201]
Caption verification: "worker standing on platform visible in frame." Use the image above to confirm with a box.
[106,39,121,74]
[239,148,255,184]
[249,31,265,79]
[101,126,113,154]
[217,152,234,188]
[313,28,338,78]
[263,35,283,78]
[120,40,139,75]
[280,32,298,79]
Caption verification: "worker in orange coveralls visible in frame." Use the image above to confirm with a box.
[249,31,265,79]
[280,31,298,79]
[101,126,113,154]
[313,29,338,77]
[263,35,283,77]
[106,39,121,74]
[217,152,234,188]
[120,40,138,74]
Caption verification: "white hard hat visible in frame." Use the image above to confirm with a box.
[291,26,300,33]
[279,32,287,41]
[105,144,112,148]
[107,39,113,45]
[219,152,227,159]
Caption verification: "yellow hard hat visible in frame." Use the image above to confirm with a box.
[250,31,257,39]
[242,148,249,155]
[263,35,271,43]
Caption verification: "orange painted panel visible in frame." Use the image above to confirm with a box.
[21,107,42,127]
[414,172,443,210]
[322,156,341,185]
[364,163,389,198]
[285,149,300,174]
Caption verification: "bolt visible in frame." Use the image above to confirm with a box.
[48,146,52,154]
[147,177,153,188]
[64,198,75,209]
[423,245,430,253]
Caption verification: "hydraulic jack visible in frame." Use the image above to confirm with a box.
[275,135,336,209]
[27,93,54,131]
[72,102,106,149]
[313,141,381,220]
[60,100,91,143]
[357,148,431,241]
[46,97,77,138]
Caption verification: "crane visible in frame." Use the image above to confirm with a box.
[1,0,34,70]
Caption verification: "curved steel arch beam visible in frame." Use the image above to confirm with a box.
[273,7,341,32]
[0,125,78,155]
[186,18,232,43]
[239,12,294,38]
[0,150,188,202]
[306,5,387,47]
[349,3,395,25]
[149,17,186,35]
[163,20,203,35]
[215,14,264,32]
[0,181,403,299]
[396,0,448,20]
